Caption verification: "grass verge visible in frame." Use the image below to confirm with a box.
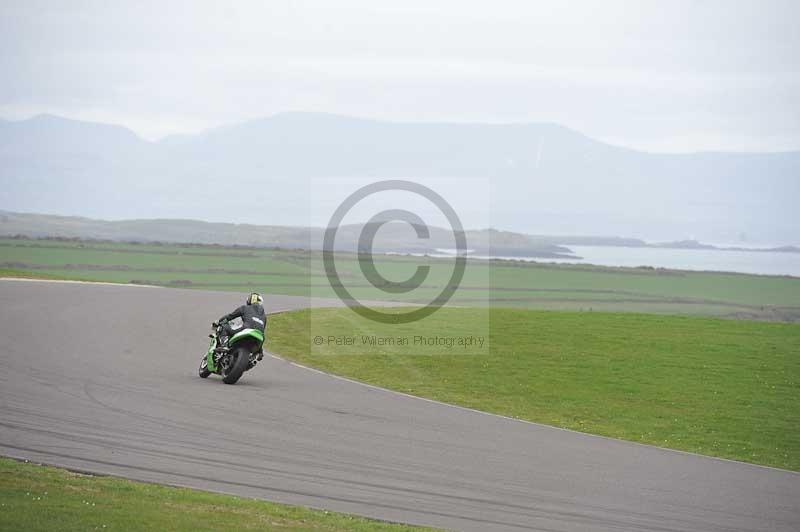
[268,307,800,470]
[0,457,435,532]
[0,268,69,281]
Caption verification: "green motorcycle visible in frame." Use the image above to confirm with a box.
[199,321,264,384]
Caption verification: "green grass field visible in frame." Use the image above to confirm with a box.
[0,458,434,532]
[268,307,800,470]
[2,237,799,320]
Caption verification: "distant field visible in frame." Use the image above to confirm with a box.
[0,458,433,532]
[268,307,800,470]
[2,237,799,320]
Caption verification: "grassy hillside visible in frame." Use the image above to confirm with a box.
[2,237,799,320]
[268,307,800,470]
[0,211,572,257]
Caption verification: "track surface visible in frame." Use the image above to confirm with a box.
[1,280,798,531]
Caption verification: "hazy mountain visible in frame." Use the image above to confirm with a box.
[1,112,798,245]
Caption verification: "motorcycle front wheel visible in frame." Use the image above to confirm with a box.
[198,355,211,378]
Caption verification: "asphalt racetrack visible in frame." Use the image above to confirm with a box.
[1,280,798,531]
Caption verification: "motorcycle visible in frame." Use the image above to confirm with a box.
[199,319,264,384]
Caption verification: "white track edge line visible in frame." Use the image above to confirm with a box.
[0,277,161,288]
[266,351,799,477]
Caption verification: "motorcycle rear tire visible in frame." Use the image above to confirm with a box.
[222,346,250,384]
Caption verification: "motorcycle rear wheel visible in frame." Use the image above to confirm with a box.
[221,346,250,384]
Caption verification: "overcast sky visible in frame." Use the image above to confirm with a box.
[1,0,798,152]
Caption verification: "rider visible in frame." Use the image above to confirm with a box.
[216,292,266,358]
